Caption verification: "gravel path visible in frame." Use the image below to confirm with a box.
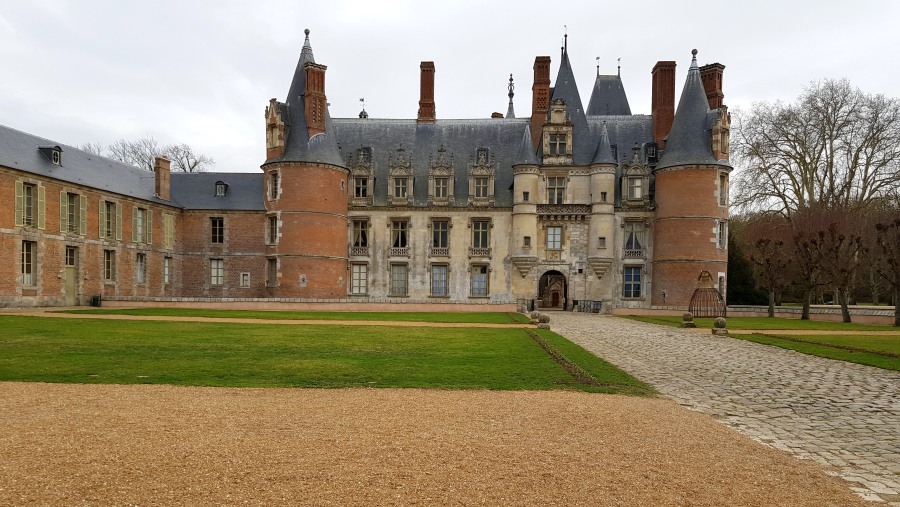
[550,313,900,505]
[0,383,867,506]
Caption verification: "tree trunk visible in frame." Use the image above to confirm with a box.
[838,287,852,323]
[894,288,900,327]
[801,291,811,320]
[768,290,776,318]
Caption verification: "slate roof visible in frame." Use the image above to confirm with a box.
[332,118,530,207]
[591,123,617,165]
[655,50,731,171]
[586,74,632,116]
[0,124,264,211]
[548,45,594,165]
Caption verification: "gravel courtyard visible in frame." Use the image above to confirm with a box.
[0,382,866,506]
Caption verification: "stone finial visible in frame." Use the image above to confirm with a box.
[712,317,729,335]
[681,312,696,328]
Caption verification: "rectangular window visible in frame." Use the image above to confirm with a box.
[240,272,250,287]
[103,250,116,281]
[600,191,607,202]
[351,264,368,295]
[598,236,607,249]
[269,171,280,200]
[470,265,489,297]
[135,253,146,283]
[211,217,224,244]
[164,257,171,284]
[472,220,490,248]
[434,178,448,198]
[431,264,448,296]
[719,174,728,206]
[547,176,565,204]
[210,259,224,286]
[549,134,567,156]
[474,177,489,198]
[163,214,175,249]
[393,178,407,198]
[624,221,644,253]
[432,220,448,248]
[623,266,641,298]
[63,192,78,233]
[354,177,368,198]
[627,177,643,200]
[547,226,562,249]
[391,220,408,248]
[65,246,77,267]
[352,219,369,247]
[267,215,278,244]
[266,258,278,286]
[523,236,531,248]
[21,241,36,286]
[132,207,151,243]
[22,183,36,226]
[718,220,728,249]
[390,264,408,296]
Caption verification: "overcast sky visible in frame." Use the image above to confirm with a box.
[2,0,898,173]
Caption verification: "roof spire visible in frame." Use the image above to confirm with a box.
[617,57,621,77]
[691,48,698,69]
[301,28,314,63]
[596,56,599,77]
[506,73,516,119]
[564,25,568,54]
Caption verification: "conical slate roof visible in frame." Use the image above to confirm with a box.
[275,29,345,167]
[655,50,729,171]
[591,123,616,165]
[550,42,593,164]
[586,74,631,116]
[513,125,539,165]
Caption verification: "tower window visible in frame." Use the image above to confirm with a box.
[549,134,567,156]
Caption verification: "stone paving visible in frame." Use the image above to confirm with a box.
[550,313,900,505]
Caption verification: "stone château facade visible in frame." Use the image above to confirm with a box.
[0,31,731,310]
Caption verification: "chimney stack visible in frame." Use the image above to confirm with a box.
[651,61,676,147]
[303,62,328,136]
[154,156,171,200]
[700,63,726,109]
[531,56,551,152]
[417,61,436,123]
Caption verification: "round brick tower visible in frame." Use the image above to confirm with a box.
[651,50,731,308]
[261,29,349,298]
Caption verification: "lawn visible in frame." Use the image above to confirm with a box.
[625,315,899,371]
[0,315,652,395]
[59,308,531,324]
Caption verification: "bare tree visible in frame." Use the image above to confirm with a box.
[750,237,792,318]
[79,142,105,156]
[108,137,162,172]
[816,218,865,323]
[165,143,214,172]
[732,79,900,218]
[874,210,900,326]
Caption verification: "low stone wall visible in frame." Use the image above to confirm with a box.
[100,298,517,313]
[610,305,896,326]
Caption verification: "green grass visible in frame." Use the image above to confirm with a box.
[58,308,530,324]
[736,333,899,371]
[0,315,651,394]
[625,315,892,331]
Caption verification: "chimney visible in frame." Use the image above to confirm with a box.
[265,98,286,160]
[303,62,328,136]
[417,61,436,123]
[154,156,171,200]
[531,56,551,152]
[651,61,676,147]
[700,63,726,109]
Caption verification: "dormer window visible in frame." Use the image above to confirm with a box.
[215,181,228,197]
[549,134,567,156]
[38,146,63,166]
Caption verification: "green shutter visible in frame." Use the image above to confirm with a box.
[132,206,138,242]
[115,204,122,240]
[37,185,45,230]
[99,200,106,237]
[60,191,68,233]
[146,211,152,244]
[79,195,87,236]
[14,181,24,227]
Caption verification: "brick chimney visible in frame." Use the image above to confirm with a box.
[303,62,328,136]
[531,56,551,152]
[700,63,726,109]
[651,61,676,147]
[154,156,171,200]
[417,61,436,123]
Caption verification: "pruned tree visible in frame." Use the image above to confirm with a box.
[750,237,792,318]
[874,215,900,326]
[732,79,900,218]
[815,219,865,323]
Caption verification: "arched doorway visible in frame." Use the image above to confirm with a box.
[538,270,567,310]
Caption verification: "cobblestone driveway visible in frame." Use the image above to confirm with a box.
[551,313,900,504]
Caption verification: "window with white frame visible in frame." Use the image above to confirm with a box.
[624,221,644,254]
[470,265,489,296]
[135,253,146,283]
[21,241,36,286]
[393,177,408,198]
[431,264,448,296]
[391,220,408,248]
[474,177,489,198]
[60,191,85,235]
[133,207,151,244]
[547,176,565,204]
[434,177,448,198]
[240,272,250,287]
[390,264,408,296]
[269,171,280,200]
[354,177,368,198]
[718,220,728,249]
[350,264,368,295]
[627,177,643,200]
[103,249,116,281]
[211,217,224,244]
[623,266,641,298]
[719,174,728,206]
[547,226,562,249]
[267,215,278,245]
[210,259,224,286]
[164,257,171,284]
